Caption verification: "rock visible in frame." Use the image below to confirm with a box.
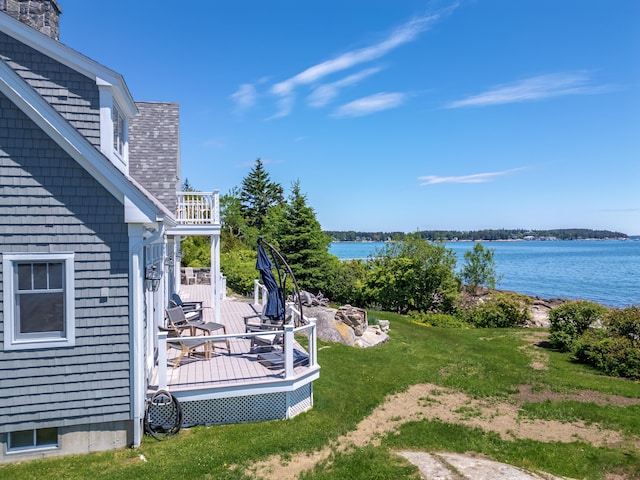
[306,306,355,346]
[304,305,390,348]
[298,290,329,307]
[378,320,390,332]
[335,305,367,336]
[355,326,390,348]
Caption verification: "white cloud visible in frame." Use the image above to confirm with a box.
[332,92,406,118]
[230,83,257,112]
[445,72,611,108]
[268,12,444,118]
[307,67,382,108]
[419,167,526,185]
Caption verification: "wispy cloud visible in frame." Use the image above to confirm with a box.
[268,11,446,118]
[307,67,382,108]
[230,83,257,113]
[445,72,611,109]
[419,167,526,185]
[332,92,406,118]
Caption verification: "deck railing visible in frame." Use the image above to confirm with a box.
[156,317,317,391]
[175,190,220,225]
[253,279,268,308]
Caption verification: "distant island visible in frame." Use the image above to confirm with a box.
[326,229,629,242]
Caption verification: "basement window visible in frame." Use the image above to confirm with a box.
[7,428,59,452]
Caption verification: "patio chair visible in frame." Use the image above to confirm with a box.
[170,293,203,322]
[166,307,230,353]
[184,267,197,285]
[250,329,285,353]
[245,305,294,353]
[159,324,210,369]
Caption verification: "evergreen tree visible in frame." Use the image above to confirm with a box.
[220,187,245,238]
[460,243,502,294]
[239,158,284,231]
[274,180,333,294]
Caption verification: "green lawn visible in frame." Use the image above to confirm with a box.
[2,313,639,479]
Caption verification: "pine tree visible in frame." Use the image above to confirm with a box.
[275,180,333,293]
[239,158,284,230]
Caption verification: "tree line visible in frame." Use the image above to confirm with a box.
[327,228,628,242]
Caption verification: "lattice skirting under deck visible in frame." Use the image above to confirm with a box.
[149,384,313,429]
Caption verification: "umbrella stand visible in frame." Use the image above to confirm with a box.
[257,236,305,327]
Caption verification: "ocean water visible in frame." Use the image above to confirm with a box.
[329,240,640,308]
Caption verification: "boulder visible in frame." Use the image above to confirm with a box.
[306,306,355,346]
[355,325,390,348]
[305,305,389,348]
[335,305,367,336]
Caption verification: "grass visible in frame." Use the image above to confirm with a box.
[1,312,639,479]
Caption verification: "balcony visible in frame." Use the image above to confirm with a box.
[170,191,220,235]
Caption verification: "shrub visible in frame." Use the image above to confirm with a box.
[362,235,460,314]
[573,330,640,380]
[605,306,640,346]
[548,300,609,351]
[461,292,531,328]
[220,248,258,295]
[410,311,471,328]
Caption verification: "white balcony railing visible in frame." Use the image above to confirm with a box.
[176,190,220,225]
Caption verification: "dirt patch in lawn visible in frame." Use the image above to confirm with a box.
[245,383,640,480]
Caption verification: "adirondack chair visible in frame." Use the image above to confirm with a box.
[184,267,197,285]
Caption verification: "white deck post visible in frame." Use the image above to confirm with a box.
[308,318,317,367]
[284,324,295,379]
[158,331,168,390]
[253,280,260,305]
[211,233,220,323]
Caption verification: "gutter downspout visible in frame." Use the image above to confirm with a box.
[129,221,164,448]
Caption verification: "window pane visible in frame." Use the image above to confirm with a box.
[9,430,34,449]
[36,427,58,446]
[17,264,32,290]
[33,263,48,289]
[19,293,64,333]
[48,263,63,289]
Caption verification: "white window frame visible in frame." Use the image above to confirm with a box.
[3,253,75,351]
[112,101,126,157]
[6,427,59,454]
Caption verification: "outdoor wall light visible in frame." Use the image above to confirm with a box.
[145,265,163,292]
[164,255,174,270]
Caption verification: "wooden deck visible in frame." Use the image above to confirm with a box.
[148,284,319,401]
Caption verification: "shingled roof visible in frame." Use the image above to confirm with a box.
[128,101,180,213]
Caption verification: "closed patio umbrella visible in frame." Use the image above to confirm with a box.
[256,242,285,321]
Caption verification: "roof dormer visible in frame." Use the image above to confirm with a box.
[97,79,136,174]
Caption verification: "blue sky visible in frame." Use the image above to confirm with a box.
[60,1,639,234]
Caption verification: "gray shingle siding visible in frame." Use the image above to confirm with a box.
[129,102,179,212]
[0,91,132,433]
[0,31,101,148]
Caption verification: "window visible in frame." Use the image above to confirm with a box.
[3,253,75,350]
[112,101,125,156]
[7,428,58,452]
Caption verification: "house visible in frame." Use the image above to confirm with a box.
[0,0,318,464]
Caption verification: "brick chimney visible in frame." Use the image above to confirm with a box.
[0,0,62,40]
